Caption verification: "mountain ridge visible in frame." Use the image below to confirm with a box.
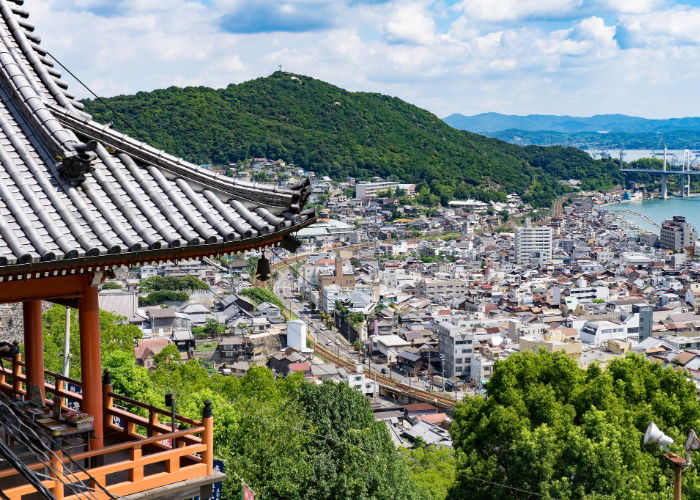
[444,112,700,135]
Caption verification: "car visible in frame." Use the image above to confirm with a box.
[381,368,389,374]
[326,341,334,346]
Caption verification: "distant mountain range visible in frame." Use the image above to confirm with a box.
[443,112,700,149]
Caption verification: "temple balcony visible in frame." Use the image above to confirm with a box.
[0,356,222,500]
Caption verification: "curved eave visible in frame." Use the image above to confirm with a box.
[0,217,316,281]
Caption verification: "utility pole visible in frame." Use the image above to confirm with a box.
[440,353,446,394]
[428,349,431,392]
[62,307,71,378]
[664,454,685,500]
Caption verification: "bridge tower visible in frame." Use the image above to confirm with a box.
[682,150,692,198]
[661,175,668,199]
[661,146,669,199]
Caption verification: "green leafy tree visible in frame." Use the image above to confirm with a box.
[139,275,209,292]
[42,305,142,379]
[192,318,225,338]
[450,351,700,499]
[153,344,181,367]
[401,446,456,500]
[294,381,427,500]
[139,290,190,306]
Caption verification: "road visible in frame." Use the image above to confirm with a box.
[272,260,459,407]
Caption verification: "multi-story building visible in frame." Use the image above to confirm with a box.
[519,330,583,360]
[514,218,553,264]
[436,322,474,378]
[355,181,416,199]
[660,215,697,252]
[416,278,468,301]
[633,304,653,342]
[318,254,356,290]
[579,311,640,344]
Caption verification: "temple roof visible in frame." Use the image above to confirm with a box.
[0,0,314,277]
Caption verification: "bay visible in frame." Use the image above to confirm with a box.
[601,198,700,233]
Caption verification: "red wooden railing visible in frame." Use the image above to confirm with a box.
[0,354,216,499]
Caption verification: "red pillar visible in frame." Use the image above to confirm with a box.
[79,282,103,449]
[23,300,44,402]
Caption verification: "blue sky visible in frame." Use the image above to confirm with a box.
[30,0,700,117]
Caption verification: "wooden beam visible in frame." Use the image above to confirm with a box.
[0,274,87,304]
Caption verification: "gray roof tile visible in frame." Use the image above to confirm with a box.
[0,0,314,275]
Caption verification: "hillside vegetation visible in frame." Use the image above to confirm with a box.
[82,72,622,206]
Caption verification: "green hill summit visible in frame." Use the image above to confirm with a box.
[82,72,621,207]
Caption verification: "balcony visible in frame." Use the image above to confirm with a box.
[0,355,223,500]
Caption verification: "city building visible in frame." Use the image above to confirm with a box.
[515,218,553,264]
[436,322,474,378]
[633,304,653,342]
[345,363,379,397]
[519,330,583,360]
[355,181,416,199]
[371,334,411,363]
[660,215,697,252]
[287,319,308,351]
[416,278,469,301]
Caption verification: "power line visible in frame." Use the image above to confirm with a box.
[0,401,99,500]
[0,439,53,499]
[0,394,116,499]
[45,50,151,144]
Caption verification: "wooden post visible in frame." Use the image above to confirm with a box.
[50,444,64,500]
[202,400,214,476]
[79,281,103,449]
[23,300,44,402]
[148,408,159,437]
[55,378,64,410]
[129,445,144,482]
[102,370,113,437]
[664,453,685,500]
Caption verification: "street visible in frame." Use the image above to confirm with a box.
[272,262,456,397]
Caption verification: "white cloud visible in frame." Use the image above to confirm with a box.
[602,0,662,14]
[455,0,583,22]
[618,7,700,47]
[383,3,438,45]
[21,0,700,120]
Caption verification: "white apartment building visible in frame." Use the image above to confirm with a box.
[579,312,640,344]
[416,278,469,301]
[514,218,553,264]
[436,322,474,378]
[660,216,697,252]
[551,286,609,305]
[345,364,379,397]
[355,181,416,199]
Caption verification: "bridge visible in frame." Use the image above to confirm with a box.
[620,148,698,198]
[620,168,696,198]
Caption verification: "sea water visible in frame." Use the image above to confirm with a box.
[601,198,700,232]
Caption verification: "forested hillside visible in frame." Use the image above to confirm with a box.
[82,72,622,207]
